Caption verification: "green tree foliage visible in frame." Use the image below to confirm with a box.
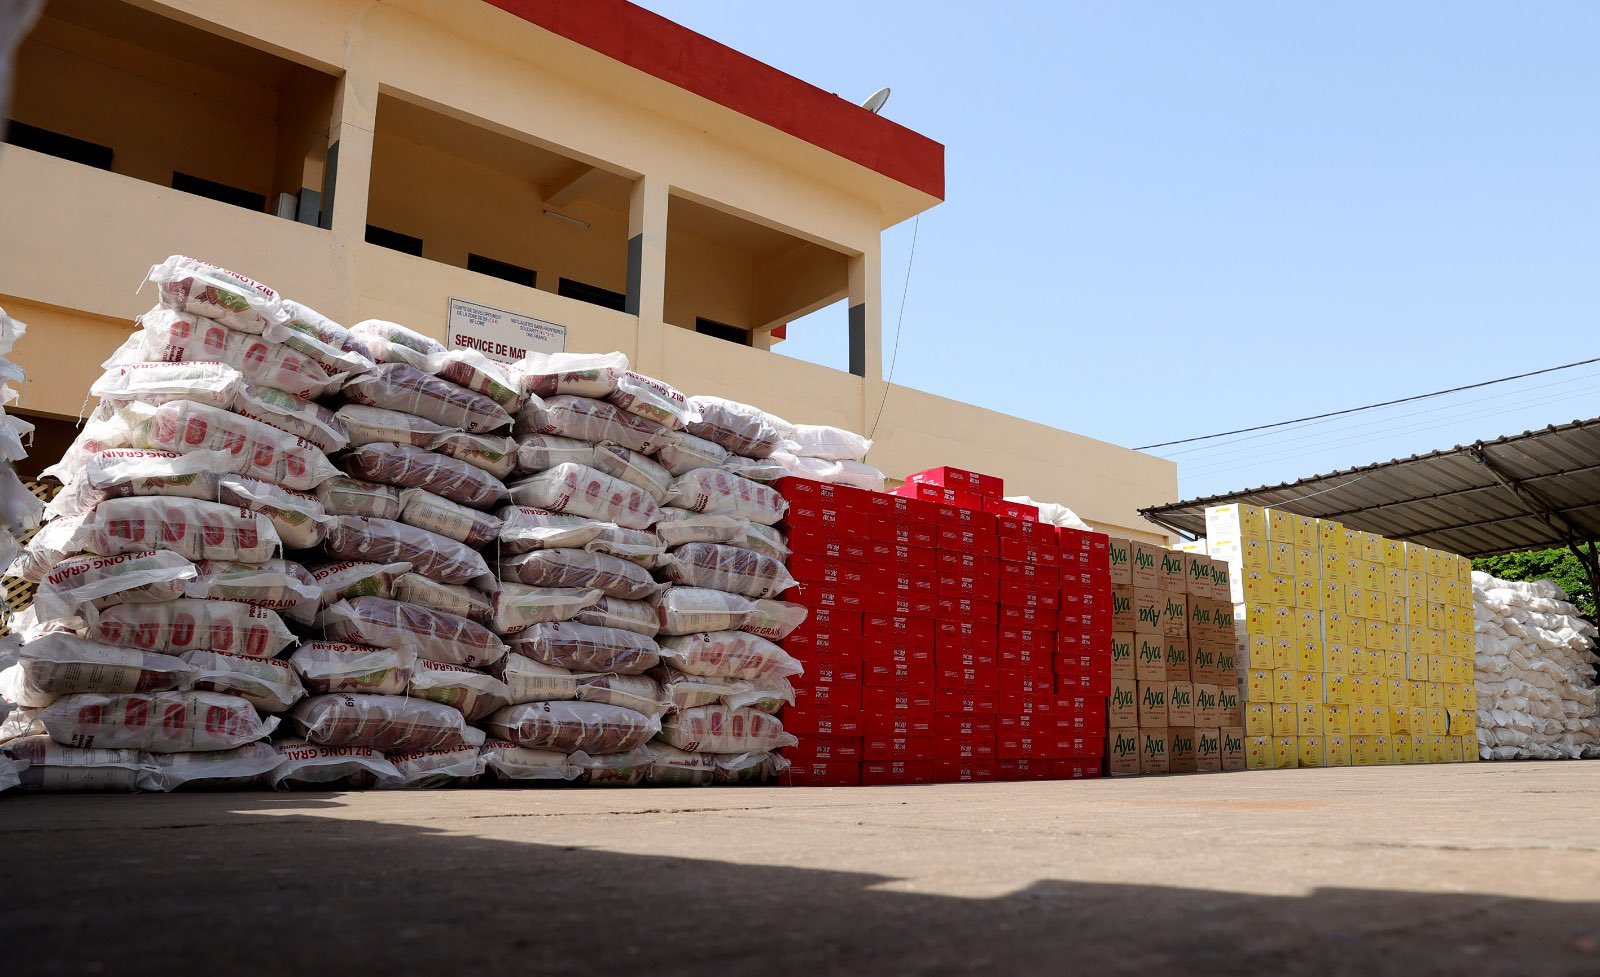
[1473,546,1596,617]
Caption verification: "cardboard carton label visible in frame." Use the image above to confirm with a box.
[1167,726,1197,773]
[1140,727,1169,774]
[1136,635,1167,682]
[1107,536,1132,586]
[1134,588,1164,634]
[1220,726,1245,770]
[1166,682,1195,726]
[1109,679,1138,727]
[1109,727,1140,775]
[1138,681,1170,726]
[1196,727,1221,771]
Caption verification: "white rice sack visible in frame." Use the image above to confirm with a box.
[348,319,448,370]
[38,415,131,487]
[657,631,802,683]
[742,599,809,641]
[662,542,797,600]
[480,740,580,781]
[343,442,508,511]
[573,597,660,637]
[278,300,375,377]
[787,423,872,462]
[498,506,608,554]
[233,382,348,453]
[428,349,523,408]
[38,691,276,752]
[383,743,485,789]
[131,308,340,400]
[572,746,654,786]
[492,654,579,705]
[721,455,788,484]
[653,432,730,477]
[533,395,677,456]
[642,743,715,786]
[304,561,411,611]
[323,516,489,586]
[659,705,797,754]
[8,516,91,585]
[269,737,402,789]
[407,659,511,722]
[91,598,296,659]
[654,665,793,714]
[591,442,673,502]
[30,550,196,621]
[319,597,507,668]
[497,548,659,600]
[136,741,282,792]
[397,488,502,548]
[429,431,517,479]
[508,621,660,675]
[146,255,288,334]
[514,434,596,475]
[290,641,416,696]
[663,469,786,526]
[315,476,402,520]
[120,399,340,490]
[606,371,698,430]
[506,463,660,530]
[184,559,320,616]
[653,508,748,549]
[0,735,142,792]
[76,497,280,566]
[715,751,789,785]
[686,396,793,459]
[653,586,756,636]
[1,634,193,709]
[340,363,511,434]
[395,574,494,628]
[768,453,883,491]
[481,700,658,755]
[217,475,329,549]
[489,583,603,635]
[287,693,484,753]
[90,361,243,411]
[514,351,628,399]
[181,650,305,713]
[336,404,453,448]
[574,673,666,720]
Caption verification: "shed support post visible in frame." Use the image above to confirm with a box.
[1468,444,1600,610]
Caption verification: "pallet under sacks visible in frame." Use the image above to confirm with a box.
[778,467,1113,786]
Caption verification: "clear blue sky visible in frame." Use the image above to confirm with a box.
[637,1,1600,502]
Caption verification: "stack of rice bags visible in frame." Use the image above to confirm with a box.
[0,256,353,792]
[0,305,42,794]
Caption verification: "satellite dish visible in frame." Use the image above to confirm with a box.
[861,87,891,114]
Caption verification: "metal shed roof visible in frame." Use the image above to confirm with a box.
[1139,416,1600,558]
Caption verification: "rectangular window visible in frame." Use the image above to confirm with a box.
[696,317,752,347]
[171,172,266,212]
[4,120,113,169]
[468,254,536,288]
[366,224,425,257]
[558,278,626,313]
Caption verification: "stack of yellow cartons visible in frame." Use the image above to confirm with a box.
[1203,503,1478,770]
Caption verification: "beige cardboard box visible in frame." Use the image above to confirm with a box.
[1160,592,1190,637]
[1216,643,1240,686]
[1190,642,1220,685]
[1167,681,1196,726]
[1168,727,1198,773]
[1110,631,1136,680]
[1158,549,1188,592]
[1137,682,1170,727]
[1196,726,1222,772]
[1188,599,1214,640]
[1133,587,1163,634]
[1193,683,1220,727]
[1245,734,1273,770]
[1164,638,1191,682]
[1111,585,1136,631]
[1217,684,1242,726]
[1220,726,1246,770]
[1109,679,1138,728]
[1210,560,1231,600]
[1299,735,1325,767]
[1244,701,1273,736]
[1187,555,1215,598]
[1131,540,1162,589]
[1107,536,1132,586]
[1109,727,1141,775]
[1140,727,1170,774]
[1135,634,1167,683]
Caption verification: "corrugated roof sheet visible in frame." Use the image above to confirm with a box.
[1140,417,1600,557]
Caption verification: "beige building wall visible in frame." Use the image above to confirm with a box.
[0,0,1178,541]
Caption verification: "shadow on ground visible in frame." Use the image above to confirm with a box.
[1,791,1594,977]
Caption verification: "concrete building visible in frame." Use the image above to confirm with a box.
[0,0,1175,539]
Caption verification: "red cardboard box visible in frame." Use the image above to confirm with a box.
[939,572,999,601]
[782,616,864,658]
[859,588,938,618]
[933,713,997,737]
[775,477,870,508]
[863,639,934,666]
[864,566,938,597]
[787,553,866,589]
[860,685,935,715]
[893,481,982,510]
[1052,651,1110,676]
[784,736,863,764]
[935,526,999,556]
[863,658,935,688]
[936,688,998,714]
[999,711,1107,738]
[1055,628,1112,658]
[1050,760,1103,779]
[791,677,862,712]
[998,603,1057,630]
[936,618,997,649]
[935,595,997,622]
[862,734,935,759]
[783,499,867,536]
[1054,672,1112,696]
[995,514,1056,544]
[996,757,1053,781]
[998,626,1054,655]
[996,733,1106,760]
[935,550,998,577]
[933,733,997,760]
[1006,694,1104,719]
[996,672,1054,700]
[786,760,861,787]
[999,580,1059,611]
[998,560,1059,590]
[934,645,998,670]
[935,504,999,535]
[863,613,936,645]
[936,664,998,690]
[861,491,940,523]
[934,759,997,783]
[982,497,1038,521]
[995,645,1052,673]
[781,707,863,737]
[860,760,935,786]
[907,466,1004,499]
[788,581,864,612]
[867,514,938,548]
[998,536,1061,567]
[862,540,937,572]
[859,710,934,736]
[785,523,869,563]
[1058,527,1111,561]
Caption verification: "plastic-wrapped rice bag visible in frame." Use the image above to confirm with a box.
[574,673,666,719]
[45,450,226,521]
[394,574,494,627]
[407,659,511,722]
[348,320,448,370]
[217,475,328,549]
[514,434,595,475]
[287,693,484,753]
[269,737,401,790]
[8,515,92,584]
[506,463,660,530]
[38,691,276,752]
[787,423,872,462]
[184,559,320,615]
[137,741,283,792]
[344,442,508,511]
[497,506,608,554]
[29,550,196,621]
[315,476,402,520]
[662,542,797,600]
[323,516,489,585]
[653,432,730,477]
[278,300,375,377]
[642,743,715,786]
[38,414,130,487]
[497,548,659,600]
[572,746,654,786]
[91,361,243,410]
[302,561,411,618]
[429,431,517,479]
[771,454,884,491]
[574,596,660,637]
[92,598,296,659]
[534,395,676,454]
[492,653,579,704]
[659,704,796,754]
[657,631,802,683]
[0,736,143,792]
[514,351,628,399]
[653,665,793,713]
[653,587,756,636]
[663,468,786,526]
[0,634,193,708]
[131,308,340,400]
[397,488,502,548]
[336,404,453,448]
[289,641,415,696]
[384,743,485,789]
[653,508,748,549]
[591,442,673,502]
[318,597,507,668]
[480,740,580,781]
[686,396,793,459]
[121,399,340,490]
[481,700,657,755]
[742,599,809,641]
[720,455,788,484]
[233,382,348,452]
[429,349,523,408]
[181,650,305,713]
[583,524,665,567]
[740,523,789,562]
[509,621,660,675]
[606,371,698,430]
[341,363,511,434]
[489,583,603,635]
[146,255,288,334]
[715,751,789,785]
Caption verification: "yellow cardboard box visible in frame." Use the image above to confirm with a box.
[1295,575,1319,608]
[1403,542,1427,574]
[1294,514,1319,549]
[1245,734,1273,770]
[1245,668,1274,702]
[1323,734,1351,766]
[1244,701,1273,736]
[1407,680,1427,710]
[1273,637,1296,671]
[1299,735,1325,767]
[1322,703,1350,735]
[1390,732,1413,764]
[1365,619,1387,649]
[1299,639,1324,672]
[1206,503,1267,541]
[1350,735,1378,766]
[1386,594,1405,625]
[1297,670,1323,704]
[1264,507,1293,541]
[1427,601,1446,630]
[1319,518,1345,555]
[1297,702,1323,736]
[1324,609,1349,644]
[1360,532,1384,563]
[1388,704,1412,734]
[1384,538,1405,568]
[1427,735,1448,764]
[1272,702,1298,736]
[1268,540,1294,575]
[1269,573,1294,608]
[1344,585,1365,617]
[1274,735,1299,769]
[1273,669,1298,703]
[1457,734,1477,762]
[1363,675,1388,707]
[1294,545,1318,578]
[1425,707,1448,736]
[1324,672,1352,705]
[1384,650,1406,679]
[1325,643,1349,674]
[1321,550,1344,582]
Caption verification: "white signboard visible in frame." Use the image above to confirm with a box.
[446,296,566,364]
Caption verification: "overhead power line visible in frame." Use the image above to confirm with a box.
[1135,354,1600,451]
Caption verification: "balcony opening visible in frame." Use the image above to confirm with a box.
[665,193,851,365]
[366,225,425,257]
[10,0,339,224]
[368,92,632,304]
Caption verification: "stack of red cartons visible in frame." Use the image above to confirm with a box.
[777,466,1113,787]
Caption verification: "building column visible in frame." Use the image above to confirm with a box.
[849,247,883,431]
[626,176,670,375]
[324,53,378,248]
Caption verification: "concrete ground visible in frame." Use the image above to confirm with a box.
[3,762,1598,976]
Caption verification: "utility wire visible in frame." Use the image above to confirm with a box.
[1135,354,1600,451]
[868,215,920,439]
